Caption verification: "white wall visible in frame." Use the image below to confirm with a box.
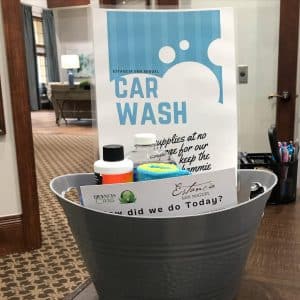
[0,8,22,217]
[114,0,149,8]
[21,0,48,16]
[180,0,280,153]
[54,2,149,81]
[56,8,92,54]
[21,0,47,7]
[90,0,149,8]
[54,8,93,81]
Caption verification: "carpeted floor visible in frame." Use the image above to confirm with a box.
[0,134,97,300]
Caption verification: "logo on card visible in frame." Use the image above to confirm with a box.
[94,193,117,204]
[119,190,136,204]
[171,181,215,199]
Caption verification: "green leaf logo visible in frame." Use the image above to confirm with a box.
[119,190,136,204]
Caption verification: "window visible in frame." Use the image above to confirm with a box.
[33,17,47,84]
[33,17,44,46]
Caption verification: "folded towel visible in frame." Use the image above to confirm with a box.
[137,163,191,181]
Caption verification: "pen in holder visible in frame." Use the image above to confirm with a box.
[239,149,298,204]
[267,126,298,204]
[268,160,298,204]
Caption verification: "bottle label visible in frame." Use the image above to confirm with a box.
[102,172,133,184]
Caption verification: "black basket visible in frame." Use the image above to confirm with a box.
[239,152,298,204]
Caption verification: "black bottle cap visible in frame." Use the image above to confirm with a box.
[103,145,124,162]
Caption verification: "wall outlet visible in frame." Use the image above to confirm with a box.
[238,65,248,84]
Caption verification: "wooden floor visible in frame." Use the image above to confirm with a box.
[237,200,300,299]
[31,110,97,136]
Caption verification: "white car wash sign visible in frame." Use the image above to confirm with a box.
[92,8,237,173]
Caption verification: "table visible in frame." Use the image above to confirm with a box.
[49,83,92,125]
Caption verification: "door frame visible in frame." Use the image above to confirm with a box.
[0,0,298,255]
[0,77,6,135]
[0,0,41,255]
[276,0,299,140]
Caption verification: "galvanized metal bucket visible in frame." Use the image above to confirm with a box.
[50,169,277,300]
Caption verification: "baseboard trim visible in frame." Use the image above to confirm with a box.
[0,215,24,256]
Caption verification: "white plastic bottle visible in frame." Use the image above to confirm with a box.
[127,133,175,181]
[94,145,133,184]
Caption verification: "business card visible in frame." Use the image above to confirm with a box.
[80,168,237,218]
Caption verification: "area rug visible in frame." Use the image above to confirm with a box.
[0,134,97,300]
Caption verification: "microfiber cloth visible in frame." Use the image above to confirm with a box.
[137,163,191,181]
